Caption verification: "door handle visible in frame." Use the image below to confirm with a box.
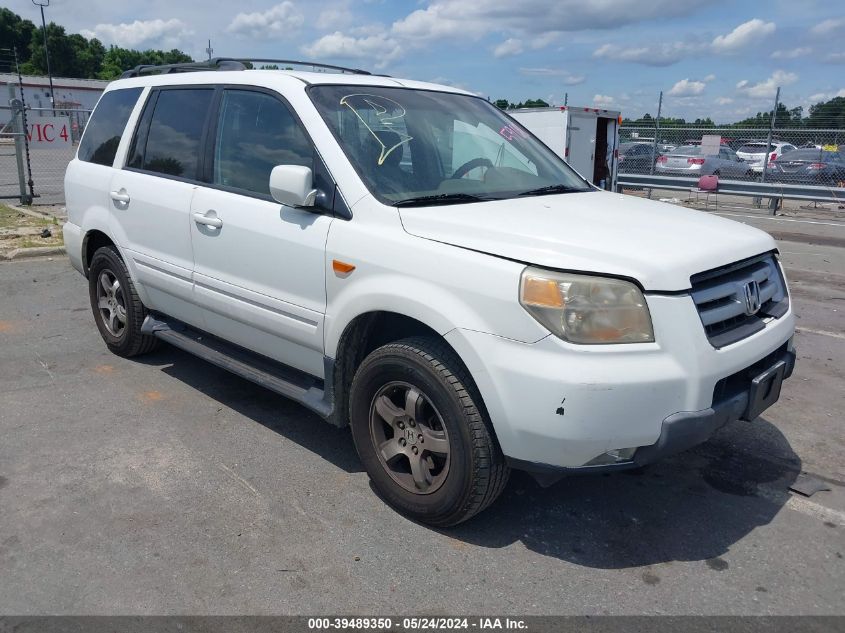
[193,212,223,228]
[109,190,130,204]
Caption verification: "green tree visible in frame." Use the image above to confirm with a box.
[97,46,193,79]
[0,8,36,67]
[522,98,549,108]
[494,99,510,110]
[807,97,845,129]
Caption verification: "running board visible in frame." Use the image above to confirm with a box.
[141,314,335,420]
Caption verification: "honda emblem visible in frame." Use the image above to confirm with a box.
[743,280,761,315]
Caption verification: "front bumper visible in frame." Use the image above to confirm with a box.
[506,345,795,485]
[445,292,796,475]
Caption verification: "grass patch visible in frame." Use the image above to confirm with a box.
[0,204,64,251]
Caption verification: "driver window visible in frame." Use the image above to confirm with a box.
[214,89,314,197]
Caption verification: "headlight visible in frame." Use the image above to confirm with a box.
[519,267,654,344]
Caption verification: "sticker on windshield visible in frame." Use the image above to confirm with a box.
[340,93,414,166]
[498,123,527,142]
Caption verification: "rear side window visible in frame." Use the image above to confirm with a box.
[78,88,142,166]
[134,88,214,179]
[738,144,767,153]
[213,89,314,196]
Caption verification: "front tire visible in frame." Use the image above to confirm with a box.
[88,245,158,358]
[350,337,509,526]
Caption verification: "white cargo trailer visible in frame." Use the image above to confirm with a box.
[509,106,621,191]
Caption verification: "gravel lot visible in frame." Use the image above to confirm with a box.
[0,210,843,615]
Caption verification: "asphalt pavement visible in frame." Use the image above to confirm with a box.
[0,212,843,615]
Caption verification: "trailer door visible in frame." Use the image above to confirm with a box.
[567,112,596,181]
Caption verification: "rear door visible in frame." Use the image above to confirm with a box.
[66,85,143,254]
[566,112,596,180]
[188,87,333,378]
[108,86,215,326]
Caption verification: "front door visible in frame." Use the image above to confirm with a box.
[189,88,332,378]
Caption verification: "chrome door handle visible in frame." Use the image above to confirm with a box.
[193,212,223,228]
[109,190,130,204]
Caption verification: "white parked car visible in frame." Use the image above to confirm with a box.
[736,141,797,173]
[63,59,796,526]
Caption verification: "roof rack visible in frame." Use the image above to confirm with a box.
[120,57,372,79]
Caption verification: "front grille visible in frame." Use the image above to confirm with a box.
[690,253,789,348]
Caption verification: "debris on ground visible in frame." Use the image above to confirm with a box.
[789,474,832,497]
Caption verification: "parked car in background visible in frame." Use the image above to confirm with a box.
[765,149,845,186]
[618,142,657,173]
[736,141,796,173]
[656,145,755,179]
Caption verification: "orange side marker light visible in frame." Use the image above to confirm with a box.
[333,259,356,274]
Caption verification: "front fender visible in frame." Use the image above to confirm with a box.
[323,212,548,358]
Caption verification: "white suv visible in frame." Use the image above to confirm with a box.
[63,59,796,526]
[736,141,797,173]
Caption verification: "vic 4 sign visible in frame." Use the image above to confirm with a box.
[27,116,72,149]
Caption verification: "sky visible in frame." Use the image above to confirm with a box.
[6,0,845,123]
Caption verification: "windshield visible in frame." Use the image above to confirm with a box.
[308,85,591,205]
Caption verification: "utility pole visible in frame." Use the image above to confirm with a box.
[760,86,780,185]
[649,91,663,176]
[32,0,55,114]
[647,90,663,199]
[206,40,214,61]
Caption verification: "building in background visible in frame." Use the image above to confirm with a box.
[1,74,107,126]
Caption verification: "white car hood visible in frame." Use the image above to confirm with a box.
[398,191,776,291]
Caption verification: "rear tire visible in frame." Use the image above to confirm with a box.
[349,337,509,526]
[88,245,158,358]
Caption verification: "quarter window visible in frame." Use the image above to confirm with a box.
[213,90,314,196]
[78,87,142,166]
[140,89,214,179]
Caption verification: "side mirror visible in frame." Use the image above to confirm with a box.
[269,165,318,207]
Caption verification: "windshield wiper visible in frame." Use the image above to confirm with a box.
[517,184,587,197]
[393,193,491,207]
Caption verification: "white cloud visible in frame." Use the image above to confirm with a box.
[391,0,704,43]
[806,89,845,103]
[668,78,706,96]
[711,18,775,52]
[593,41,704,66]
[301,32,403,69]
[771,47,811,59]
[518,68,585,85]
[593,19,775,66]
[593,94,615,106]
[302,0,708,67]
[715,97,733,105]
[825,52,845,64]
[80,18,192,49]
[317,5,353,30]
[227,2,304,39]
[811,18,845,35]
[493,38,523,58]
[703,74,716,82]
[736,70,798,99]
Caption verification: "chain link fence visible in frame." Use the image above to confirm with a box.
[619,125,845,190]
[0,103,92,206]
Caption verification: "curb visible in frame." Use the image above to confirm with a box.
[3,246,66,261]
